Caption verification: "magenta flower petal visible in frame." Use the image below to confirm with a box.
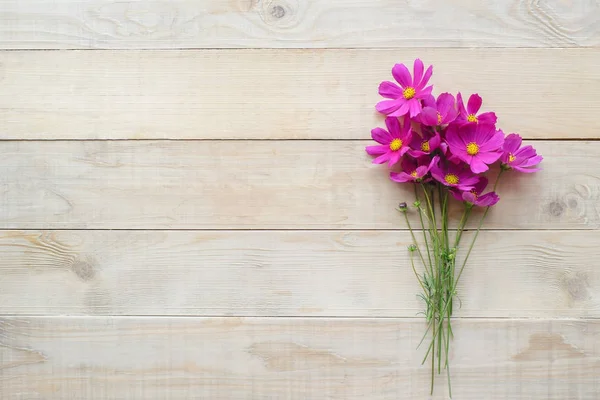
[450,189,464,202]
[400,157,416,172]
[456,93,468,116]
[467,94,482,114]
[390,172,415,183]
[445,124,467,148]
[437,93,454,115]
[478,112,497,125]
[365,145,388,156]
[468,157,489,174]
[515,146,537,159]
[473,177,489,194]
[379,81,403,98]
[372,153,390,164]
[392,63,412,88]
[388,151,401,166]
[503,133,522,155]
[420,85,434,96]
[413,59,424,86]
[474,123,495,144]
[462,191,478,204]
[420,107,439,126]
[476,192,500,207]
[476,150,502,164]
[479,131,505,152]
[417,65,433,90]
[371,127,392,144]
[376,99,401,114]
[422,94,436,108]
[389,102,410,117]
[385,116,401,135]
[408,100,422,117]
[429,134,441,152]
[513,166,541,173]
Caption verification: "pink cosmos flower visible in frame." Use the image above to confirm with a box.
[418,93,459,127]
[430,160,479,191]
[390,156,439,183]
[500,133,543,173]
[445,123,504,174]
[376,59,433,118]
[455,93,497,125]
[408,127,441,157]
[450,177,499,207]
[365,116,412,166]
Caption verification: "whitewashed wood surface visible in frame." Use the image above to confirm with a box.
[0,1,599,399]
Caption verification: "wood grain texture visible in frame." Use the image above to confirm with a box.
[0,140,597,230]
[1,49,599,140]
[0,230,598,317]
[0,317,598,399]
[0,0,599,49]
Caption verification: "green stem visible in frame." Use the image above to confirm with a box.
[453,206,472,249]
[431,319,435,395]
[409,251,427,294]
[454,170,504,287]
[402,211,428,277]
[415,184,433,273]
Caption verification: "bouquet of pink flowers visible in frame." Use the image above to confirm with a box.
[366,59,543,396]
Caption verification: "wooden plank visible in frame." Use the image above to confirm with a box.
[0,316,598,399]
[0,1,598,49]
[1,49,599,140]
[0,140,596,230]
[0,230,598,317]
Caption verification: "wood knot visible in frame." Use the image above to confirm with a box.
[545,200,565,217]
[562,272,591,303]
[270,5,285,18]
[71,257,97,281]
[259,1,297,27]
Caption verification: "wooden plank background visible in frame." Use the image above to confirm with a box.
[0,1,599,399]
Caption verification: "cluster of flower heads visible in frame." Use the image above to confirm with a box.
[366,59,543,207]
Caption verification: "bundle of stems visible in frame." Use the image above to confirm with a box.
[401,171,503,397]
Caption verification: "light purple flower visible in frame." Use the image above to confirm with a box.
[390,156,439,183]
[500,133,543,173]
[455,93,497,125]
[418,93,459,127]
[451,177,499,207]
[446,123,504,174]
[365,116,413,167]
[376,59,433,118]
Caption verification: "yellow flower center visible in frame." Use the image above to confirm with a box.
[467,114,478,123]
[444,174,459,185]
[410,171,418,177]
[403,87,416,100]
[389,138,403,151]
[508,153,516,163]
[466,142,479,156]
[421,141,430,152]
[437,112,442,125]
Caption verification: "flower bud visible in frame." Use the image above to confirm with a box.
[408,244,417,252]
[413,200,421,208]
[398,202,408,212]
